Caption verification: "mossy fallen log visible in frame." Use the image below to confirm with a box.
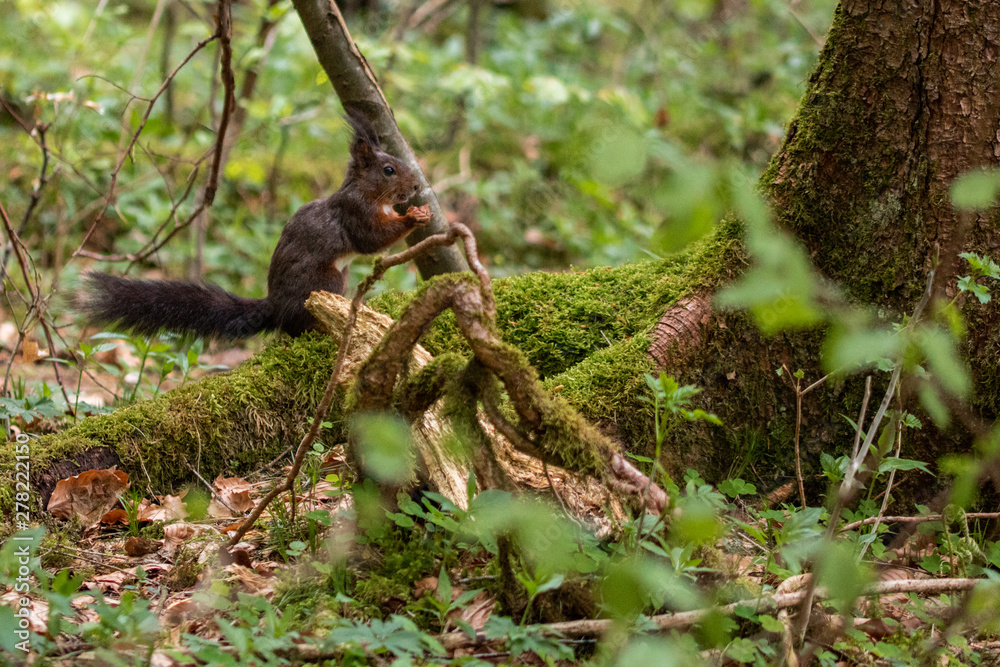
[7,334,341,513]
[6,232,738,517]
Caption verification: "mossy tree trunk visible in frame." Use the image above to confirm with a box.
[764,0,1000,309]
[648,0,1000,498]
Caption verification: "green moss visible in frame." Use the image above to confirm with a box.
[546,334,656,451]
[396,352,468,418]
[373,222,741,380]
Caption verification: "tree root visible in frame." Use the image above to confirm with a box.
[344,224,668,516]
[647,291,712,370]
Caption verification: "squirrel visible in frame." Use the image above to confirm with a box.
[80,109,431,339]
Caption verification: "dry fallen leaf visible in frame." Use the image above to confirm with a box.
[72,595,97,609]
[458,591,495,631]
[321,449,349,475]
[855,617,894,640]
[224,564,276,599]
[251,560,281,577]
[92,569,134,593]
[207,475,254,517]
[163,522,211,553]
[219,521,246,535]
[414,577,438,599]
[124,536,162,557]
[140,494,188,522]
[163,597,210,625]
[101,508,129,525]
[48,469,129,524]
[878,567,922,582]
[0,592,47,633]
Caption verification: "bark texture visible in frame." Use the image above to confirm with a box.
[759,0,1000,431]
[763,0,1000,308]
[647,293,713,370]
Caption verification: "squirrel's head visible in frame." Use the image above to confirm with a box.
[344,108,421,205]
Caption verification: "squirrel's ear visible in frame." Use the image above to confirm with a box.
[350,132,376,167]
[345,108,380,167]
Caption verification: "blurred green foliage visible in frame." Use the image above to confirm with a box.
[0,0,835,304]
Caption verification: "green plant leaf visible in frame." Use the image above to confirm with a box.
[951,169,1000,211]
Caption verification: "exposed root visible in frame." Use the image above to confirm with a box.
[346,225,669,516]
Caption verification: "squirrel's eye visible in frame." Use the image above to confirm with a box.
[383,165,395,176]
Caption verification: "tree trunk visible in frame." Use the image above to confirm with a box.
[647,0,1000,498]
[765,0,1000,306]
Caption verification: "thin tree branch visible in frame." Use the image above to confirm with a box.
[72,30,218,259]
[291,0,468,278]
[840,511,1000,534]
[437,578,983,650]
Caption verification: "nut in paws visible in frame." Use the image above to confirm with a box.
[408,205,432,225]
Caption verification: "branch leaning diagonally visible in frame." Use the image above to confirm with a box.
[291,0,468,278]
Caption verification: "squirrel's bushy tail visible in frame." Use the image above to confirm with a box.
[81,273,275,340]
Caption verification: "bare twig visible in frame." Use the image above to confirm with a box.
[407,0,459,30]
[840,511,1000,534]
[0,94,33,133]
[72,30,218,259]
[1,124,51,277]
[779,364,830,508]
[542,462,572,518]
[117,0,170,149]
[437,577,983,650]
[203,0,235,210]
[187,0,238,280]
[857,397,903,562]
[0,244,72,407]
[76,159,206,265]
[0,201,38,304]
[85,1,343,272]
[37,318,73,409]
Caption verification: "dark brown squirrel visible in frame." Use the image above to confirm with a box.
[81,109,431,339]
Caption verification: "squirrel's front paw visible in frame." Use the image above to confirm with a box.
[407,205,432,225]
